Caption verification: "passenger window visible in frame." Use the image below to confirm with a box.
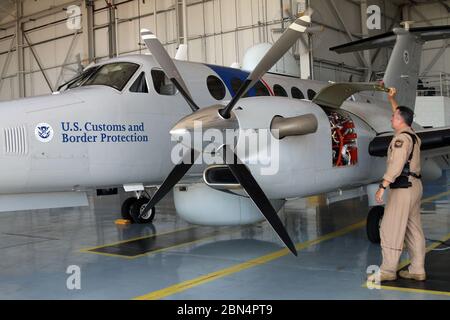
[151,69,177,95]
[83,62,139,91]
[307,89,317,100]
[231,77,242,96]
[273,84,288,97]
[207,75,226,100]
[129,72,148,93]
[231,77,269,97]
[253,81,270,96]
[291,87,305,99]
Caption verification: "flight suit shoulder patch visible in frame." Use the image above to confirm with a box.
[394,139,404,148]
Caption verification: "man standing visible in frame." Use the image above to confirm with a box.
[368,88,426,283]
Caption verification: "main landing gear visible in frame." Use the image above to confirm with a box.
[121,194,156,224]
[366,206,384,244]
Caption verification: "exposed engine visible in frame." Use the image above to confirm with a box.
[326,110,358,167]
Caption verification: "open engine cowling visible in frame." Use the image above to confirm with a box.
[173,183,285,226]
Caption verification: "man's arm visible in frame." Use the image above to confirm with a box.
[388,87,398,113]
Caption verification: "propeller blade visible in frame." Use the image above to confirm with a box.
[220,10,313,119]
[223,146,297,256]
[140,149,199,217]
[140,29,199,112]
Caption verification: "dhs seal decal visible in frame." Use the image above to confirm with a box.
[35,123,54,143]
[403,50,410,64]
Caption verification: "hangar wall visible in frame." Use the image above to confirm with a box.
[0,0,448,101]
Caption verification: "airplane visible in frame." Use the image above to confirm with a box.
[0,9,449,256]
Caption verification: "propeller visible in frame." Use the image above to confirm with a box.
[219,9,313,119]
[141,29,199,112]
[138,11,314,256]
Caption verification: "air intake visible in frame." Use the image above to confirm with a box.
[3,125,28,156]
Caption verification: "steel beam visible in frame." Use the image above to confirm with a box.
[0,0,81,30]
[360,0,372,81]
[410,5,433,26]
[81,0,95,63]
[0,35,16,93]
[371,6,402,65]
[16,0,25,98]
[327,0,367,68]
[420,40,450,76]
[22,31,54,93]
[55,31,80,90]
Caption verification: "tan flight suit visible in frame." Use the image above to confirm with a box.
[380,126,425,276]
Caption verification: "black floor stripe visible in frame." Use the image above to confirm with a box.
[88,227,226,257]
[382,244,450,293]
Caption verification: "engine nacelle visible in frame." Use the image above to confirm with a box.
[173,183,285,226]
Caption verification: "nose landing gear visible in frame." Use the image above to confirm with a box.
[130,197,156,224]
[121,194,156,224]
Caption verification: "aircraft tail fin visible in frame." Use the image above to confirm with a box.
[330,25,450,111]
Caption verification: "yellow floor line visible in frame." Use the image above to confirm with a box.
[363,232,450,297]
[421,190,450,204]
[133,220,366,300]
[360,189,450,297]
[134,188,450,300]
[397,232,450,270]
[376,286,450,297]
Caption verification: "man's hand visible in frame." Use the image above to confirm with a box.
[375,188,385,204]
[387,87,398,112]
[388,87,397,100]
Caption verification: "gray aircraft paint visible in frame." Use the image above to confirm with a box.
[0,28,447,215]
[382,28,423,111]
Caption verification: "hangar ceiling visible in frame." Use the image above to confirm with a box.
[0,0,448,101]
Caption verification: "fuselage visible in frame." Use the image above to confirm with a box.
[0,54,415,197]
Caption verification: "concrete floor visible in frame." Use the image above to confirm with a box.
[0,171,449,300]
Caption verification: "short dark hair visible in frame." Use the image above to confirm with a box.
[396,106,414,126]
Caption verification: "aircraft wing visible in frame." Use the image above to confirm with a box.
[329,25,450,53]
[369,127,450,159]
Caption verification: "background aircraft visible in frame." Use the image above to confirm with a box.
[0,10,449,255]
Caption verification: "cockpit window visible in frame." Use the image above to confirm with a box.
[151,69,177,95]
[63,66,99,91]
[130,72,149,93]
[82,62,139,91]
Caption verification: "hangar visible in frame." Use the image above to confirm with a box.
[0,0,449,301]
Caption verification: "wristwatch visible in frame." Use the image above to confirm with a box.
[379,183,387,190]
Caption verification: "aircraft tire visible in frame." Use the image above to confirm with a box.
[367,206,384,244]
[130,197,155,224]
[121,197,138,220]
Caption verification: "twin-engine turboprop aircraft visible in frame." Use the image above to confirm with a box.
[0,9,449,255]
